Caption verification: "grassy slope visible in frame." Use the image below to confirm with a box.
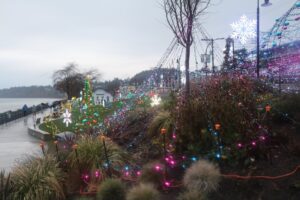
[39,102,121,135]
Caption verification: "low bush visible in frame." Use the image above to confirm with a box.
[177,190,205,200]
[97,179,126,200]
[138,162,164,187]
[183,160,220,196]
[74,196,94,200]
[126,183,160,200]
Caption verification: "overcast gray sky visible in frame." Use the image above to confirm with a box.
[0,0,296,89]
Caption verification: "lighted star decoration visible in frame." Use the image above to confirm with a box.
[151,94,161,107]
[63,109,72,127]
[231,15,256,45]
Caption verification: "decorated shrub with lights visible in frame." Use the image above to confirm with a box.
[270,93,300,126]
[174,75,270,161]
[75,78,102,134]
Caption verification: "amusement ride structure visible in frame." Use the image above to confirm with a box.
[146,0,300,92]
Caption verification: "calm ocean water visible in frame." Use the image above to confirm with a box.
[0,98,61,113]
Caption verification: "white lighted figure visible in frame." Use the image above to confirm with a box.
[231,15,256,45]
[63,109,72,127]
[151,94,161,107]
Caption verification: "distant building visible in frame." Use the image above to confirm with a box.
[118,85,136,99]
[93,88,113,107]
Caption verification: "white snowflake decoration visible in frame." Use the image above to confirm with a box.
[151,94,161,107]
[63,109,72,127]
[231,15,256,45]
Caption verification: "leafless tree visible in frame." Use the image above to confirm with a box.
[163,0,211,98]
[53,63,101,99]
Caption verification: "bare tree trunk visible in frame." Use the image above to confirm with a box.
[185,43,191,99]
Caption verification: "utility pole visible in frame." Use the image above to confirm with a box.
[202,38,224,73]
[211,39,215,73]
[257,0,260,78]
[257,0,272,78]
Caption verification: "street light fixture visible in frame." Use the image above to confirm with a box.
[257,0,272,78]
[261,0,272,7]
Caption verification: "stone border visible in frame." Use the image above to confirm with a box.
[28,126,52,141]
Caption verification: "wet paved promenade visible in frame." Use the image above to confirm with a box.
[0,110,48,171]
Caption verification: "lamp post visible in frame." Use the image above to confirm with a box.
[257,0,272,78]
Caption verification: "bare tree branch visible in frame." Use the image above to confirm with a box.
[163,0,211,97]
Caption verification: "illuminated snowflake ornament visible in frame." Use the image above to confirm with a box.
[151,94,161,107]
[63,109,72,127]
[231,15,256,45]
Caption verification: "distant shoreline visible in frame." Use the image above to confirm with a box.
[0,97,63,99]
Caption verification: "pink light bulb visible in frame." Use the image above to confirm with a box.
[170,160,175,165]
[172,134,176,139]
[125,171,129,176]
[252,141,256,146]
[136,171,141,176]
[164,181,171,187]
[155,165,161,171]
[237,143,242,148]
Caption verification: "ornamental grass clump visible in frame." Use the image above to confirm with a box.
[97,179,126,200]
[68,135,128,176]
[11,155,66,200]
[0,170,13,200]
[126,183,160,200]
[183,160,220,197]
[148,111,174,138]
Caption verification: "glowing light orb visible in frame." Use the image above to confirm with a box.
[231,15,256,45]
[150,94,161,107]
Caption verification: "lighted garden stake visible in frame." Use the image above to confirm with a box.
[100,135,112,178]
[72,144,81,173]
[214,123,222,160]
[161,128,167,158]
[214,123,221,130]
[265,104,273,164]
[54,140,59,159]
[39,141,45,156]
[265,104,271,112]
[161,128,168,180]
